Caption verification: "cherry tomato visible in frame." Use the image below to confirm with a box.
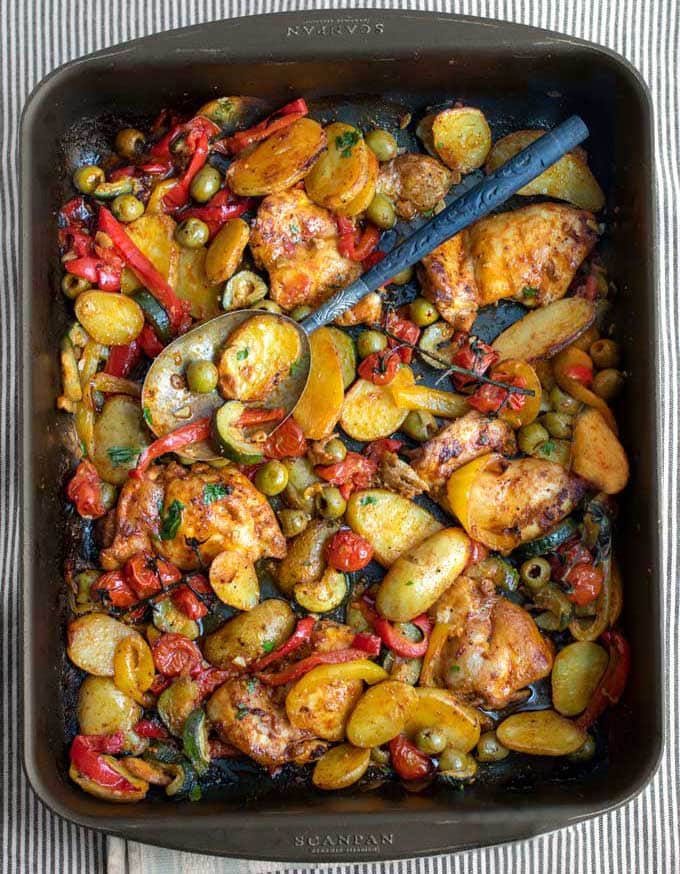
[385,311,420,364]
[66,461,106,520]
[315,451,377,500]
[132,719,168,739]
[325,530,374,572]
[152,633,203,677]
[363,438,403,465]
[171,585,208,620]
[564,364,593,385]
[124,553,163,600]
[451,334,499,390]
[357,349,401,385]
[565,562,604,606]
[157,559,182,588]
[91,571,138,608]
[468,374,527,415]
[388,734,435,781]
[263,418,307,459]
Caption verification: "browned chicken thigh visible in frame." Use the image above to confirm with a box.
[377,154,454,219]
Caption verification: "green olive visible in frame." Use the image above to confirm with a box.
[73,165,105,195]
[324,438,347,463]
[277,509,310,538]
[438,747,478,779]
[549,386,581,415]
[520,557,552,592]
[365,194,396,230]
[316,486,347,519]
[255,460,289,496]
[257,300,283,314]
[61,274,91,299]
[568,734,596,762]
[285,457,317,491]
[415,728,447,755]
[542,411,574,440]
[476,731,509,763]
[290,305,313,322]
[589,338,620,370]
[115,127,146,159]
[534,438,571,467]
[111,194,144,223]
[99,482,118,511]
[390,265,414,286]
[370,746,390,765]
[518,422,549,455]
[409,297,438,327]
[186,360,218,394]
[401,410,438,443]
[190,165,222,203]
[175,218,210,249]
[365,129,398,162]
[592,368,624,401]
[357,330,388,359]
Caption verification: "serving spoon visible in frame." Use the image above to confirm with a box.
[142,115,589,460]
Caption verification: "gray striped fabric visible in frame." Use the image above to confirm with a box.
[1,1,677,872]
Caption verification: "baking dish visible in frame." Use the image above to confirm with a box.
[21,9,661,862]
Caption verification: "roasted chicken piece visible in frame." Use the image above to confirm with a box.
[410,411,517,504]
[333,291,383,327]
[377,451,428,500]
[419,204,599,331]
[377,154,454,220]
[431,575,554,709]
[249,188,362,311]
[206,677,327,769]
[100,462,285,571]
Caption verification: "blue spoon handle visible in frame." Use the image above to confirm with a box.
[301,114,589,333]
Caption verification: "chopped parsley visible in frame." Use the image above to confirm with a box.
[247,677,258,693]
[106,446,139,467]
[188,785,203,802]
[160,500,184,540]
[142,405,153,426]
[542,440,556,456]
[203,483,231,504]
[522,286,539,299]
[79,440,87,458]
[450,664,461,674]
[236,348,249,361]
[235,704,249,721]
[335,130,361,158]
[436,141,445,151]
[405,580,415,587]
[289,221,301,237]
[262,640,276,654]
[289,357,305,378]
[359,495,378,506]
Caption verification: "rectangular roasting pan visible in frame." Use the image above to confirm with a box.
[21,9,662,863]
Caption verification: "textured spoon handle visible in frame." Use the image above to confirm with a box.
[301,114,589,333]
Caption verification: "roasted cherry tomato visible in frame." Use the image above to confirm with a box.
[564,562,604,606]
[91,571,138,609]
[315,451,377,500]
[363,438,404,465]
[124,553,164,600]
[171,581,209,620]
[66,461,107,519]
[263,418,307,459]
[450,334,499,390]
[389,734,435,781]
[385,311,420,364]
[152,633,203,677]
[357,349,401,385]
[325,529,374,572]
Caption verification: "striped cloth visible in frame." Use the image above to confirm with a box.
[1,1,677,872]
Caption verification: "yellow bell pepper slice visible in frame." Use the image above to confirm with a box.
[419,621,452,687]
[113,635,155,707]
[389,383,469,418]
[445,452,497,533]
[489,359,542,428]
[553,347,617,433]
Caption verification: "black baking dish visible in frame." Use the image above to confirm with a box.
[21,9,661,862]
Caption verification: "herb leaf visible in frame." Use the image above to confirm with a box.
[203,483,231,504]
[335,130,360,158]
[160,500,184,540]
[289,357,305,378]
[143,406,153,426]
[542,439,556,456]
[236,348,249,361]
[235,704,249,720]
[106,446,139,467]
[522,286,539,299]
[262,640,276,654]
[247,677,258,693]
[359,495,378,506]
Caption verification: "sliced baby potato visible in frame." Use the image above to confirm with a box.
[120,213,179,293]
[571,408,629,494]
[492,298,596,362]
[325,326,357,389]
[376,527,471,622]
[496,709,587,756]
[293,327,345,440]
[340,365,414,441]
[67,614,140,677]
[336,148,380,217]
[77,676,141,736]
[312,743,371,790]
[203,598,295,668]
[286,665,364,741]
[305,122,370,210]
[92,395,150,486]
[205,218,250,285]
[294,567,347,613]
[404,687,481,753]
[431,106,492,173]
[551,641,609,717]
[346,488,442,567]
[486,130,605,212]
[175,246,222,319]
[227,117,326,196]
[346,680,418,748]
[75,291,144,346]
[218,313,302,402]
[209,550,259,611]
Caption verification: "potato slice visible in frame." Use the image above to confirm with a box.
[175,246,222,319]
[305,122,370,210]
[203,599,295,668]
[120,213,179,293]
[75,291,144,346]
[340,366,414,441]
[497,709,587,756]
[346,488,442,567]
[313,743,371,790]
[404,687,481,752]
[67,614,140,677]
[275,519,339,595]
[486,130,605,212]
[92,395,151,486]
[376,527,471,622]
[492,298,596,362]
[551,642,609,717]
[431,106,492,173]
[209,550,259,611]
[571,408,629,494]
[286,665,363,741]
[227,118,326,196]
[293,327,345,440]
[205,218,250,285]
[336,148,379,217]
[77,676,141,735]
[218,313,302,402]
[294,567,347,613]
[346,680,418,748]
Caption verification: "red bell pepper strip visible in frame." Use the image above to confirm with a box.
[337,218,381,262]
[194,666,239,698]
[362,249,386,271]
[325,530,374,572]
[222,98,308,154]
[249,616,316,672]
[358,594,432,658]
[131,416,212,479]
[139,160,173,176]
[350,632,382,657]
[575,630,631,730]
[109,166,136,181]
[138,323,165,359]
[564,363,593,385]
[98,207,191,332]
[66,461,107,519]
[133,719,169,740]
[65,256,121,292]
[255,648,374,687]
[59,228,93,257]
[105,341,141,379]
[162,131,210,211]
[237,406,285,427]
[388,734,435,781]
[70,732,138,792]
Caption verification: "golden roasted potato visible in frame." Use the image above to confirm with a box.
[77,676,141,736]
[571,408,629,494]
[204,218,250,284]
[486,129,605,212]
[227,117,326,196]
[551,642,609,716]
[276,519,340,595]
[346,488,442,567]
[67,614,140,677]
[92,395,150,486]
[218,313,302,402]
[293,327,345,440]
[175,246,222,319]
[376,527,470,621]
[492,298,596,362]
[404,687,481,753]
[75,291,144,346]
[496,709,587,756]
[203,599,295,668]
[340,366,414,441]
[312,743,371,790]
[286,664,364,741]
[430,106,492,173]
[305,122,371,210]
[294,567,347,613]
[209,550,260,611]
[336,148,380,217]
[119,213,179,293]
[346,680,418,747]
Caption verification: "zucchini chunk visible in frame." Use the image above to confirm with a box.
[213,401,264,465]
